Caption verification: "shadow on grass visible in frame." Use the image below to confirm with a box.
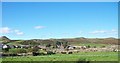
[76,58,89,63]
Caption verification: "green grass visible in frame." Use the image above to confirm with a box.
[7,41,22,45]
[2,52,118,61]
[0,58,2,63]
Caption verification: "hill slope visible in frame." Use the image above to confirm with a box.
[1,36,118,45]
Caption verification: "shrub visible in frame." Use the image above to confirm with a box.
[9,48,27,54]
[32,46,39,52]
[18,48,27,53]
[87,45,91,48]
[27,48,33,52]
[9,49,17,54]
[38,49,47,55]
[47,51,55,55]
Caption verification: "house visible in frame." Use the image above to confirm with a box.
[38,45,46,50]
[66,45,76,50]
[20,45,31,48]
[2,45,8,49]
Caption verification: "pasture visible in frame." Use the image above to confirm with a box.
[2,52,118,61]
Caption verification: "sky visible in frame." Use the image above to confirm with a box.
[0,2,118,40]
[1,0,120,2]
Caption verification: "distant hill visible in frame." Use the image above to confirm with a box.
[20,37,118,45]
[1,36,118,45]
[0,36,11,42]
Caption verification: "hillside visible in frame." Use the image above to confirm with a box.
[1,36,118,46]
[0,36,11,42]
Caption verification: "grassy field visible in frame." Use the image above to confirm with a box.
[2,52,118,61]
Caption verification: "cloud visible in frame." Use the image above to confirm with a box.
[14,30,19,32]
[14,30,24,35]
[90,29,118,34]
[0,27,24,36]
[90,30,107,34]
[109,29,118,34]
[16,32,24,35]
[0,27,11,34]
[34,26,45,29]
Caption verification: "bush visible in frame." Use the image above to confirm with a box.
[87,45,91,48]
[38,49,47,55]
[9,48,27,54]
[2,48,10,52]
[27,48,33,52]
[18,48,27,53]
[47,51,55,55]
[32,46,39,52]
[9,49,17,54]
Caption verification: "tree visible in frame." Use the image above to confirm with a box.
[87,45,91,48]
[63,41,69,48]
[46,43,52,47]
[56,41,62,48]
[32,46,39,52]
[32,46,39,56]
[56,41,61,46]
[93,46,96,48]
